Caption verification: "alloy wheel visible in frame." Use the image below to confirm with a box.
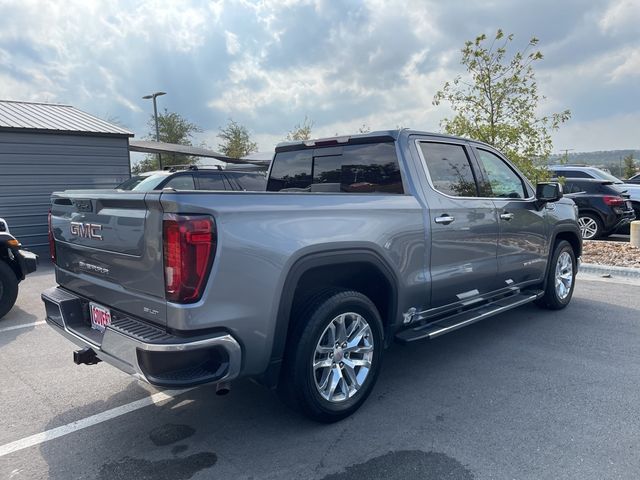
[578,216,598,239]
[313,312,374,403]
[555,251,573,300]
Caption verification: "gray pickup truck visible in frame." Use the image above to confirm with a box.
[43,130,581,422]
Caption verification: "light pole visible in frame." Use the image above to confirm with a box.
[142,91,166,169]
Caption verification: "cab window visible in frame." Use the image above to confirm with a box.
[475,149,527,199]
[419,142,479,197]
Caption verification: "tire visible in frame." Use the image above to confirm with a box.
[577,213,602,240]
[278,289,384,423]
[0,260,19,320]
[535,240,576,310]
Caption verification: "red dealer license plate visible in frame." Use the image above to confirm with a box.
[90,302,112,332]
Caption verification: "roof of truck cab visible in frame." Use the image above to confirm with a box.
[274,129,493,152]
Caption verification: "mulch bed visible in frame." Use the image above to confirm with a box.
[582,240,640,268]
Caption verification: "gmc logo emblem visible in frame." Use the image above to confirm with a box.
[70,221,103,240]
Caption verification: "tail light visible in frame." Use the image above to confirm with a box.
[48,210,56,264]
[163,214,216,303]
[603,196,624,206]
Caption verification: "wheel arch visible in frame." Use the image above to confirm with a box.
[260,248,399,388]
[541,226,582,291]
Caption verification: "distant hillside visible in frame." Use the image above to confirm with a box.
[549,150,639,165]
[548,150,639,177]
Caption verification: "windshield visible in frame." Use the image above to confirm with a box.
[116,173,170,191]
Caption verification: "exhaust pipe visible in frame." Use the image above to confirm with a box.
[216,381,231,396]
[73,347,101,365]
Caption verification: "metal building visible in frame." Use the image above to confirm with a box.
[0,100,133,257]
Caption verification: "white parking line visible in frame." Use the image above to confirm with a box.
[0,321,46,333]
[0,388,193,457]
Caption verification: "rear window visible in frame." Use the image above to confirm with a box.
[267,143,403,194]
[564,181,617,195]
[553,170,592,179]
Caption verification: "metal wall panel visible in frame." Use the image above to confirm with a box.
[0,131,131,257]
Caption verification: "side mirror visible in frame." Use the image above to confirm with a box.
[536,182,563,203]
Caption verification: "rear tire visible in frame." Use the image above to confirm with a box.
[0,260,19,320]
[536,240,576,310]
[578,213,602,240]
[278,289,383,423]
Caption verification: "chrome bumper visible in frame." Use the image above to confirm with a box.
[42,286,242,387]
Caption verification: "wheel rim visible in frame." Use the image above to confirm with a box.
[313,312,374,403]
[578,216,598,239]
[555,251,573,300]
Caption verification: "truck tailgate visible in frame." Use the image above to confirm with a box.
[50,190,167,326]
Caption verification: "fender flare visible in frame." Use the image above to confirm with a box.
[542,225,582,290]
[260,248,399,388]
[0,233,24,281]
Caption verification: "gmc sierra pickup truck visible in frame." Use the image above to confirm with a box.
[43,130,581,422]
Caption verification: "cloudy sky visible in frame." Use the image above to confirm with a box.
[0,0,638,155]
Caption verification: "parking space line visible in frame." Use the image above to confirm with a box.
[0,388,193,457]
[0,321,46,333]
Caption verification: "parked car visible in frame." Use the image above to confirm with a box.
[117,166,267,192]
[550,165,640,234]
[44,130,581,422]
[626,173,640,185]
[0,218,38,319]
[560,178,635,239]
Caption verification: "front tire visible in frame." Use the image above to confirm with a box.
[278,289,384,423]
[536,240,576,310]
[0,260,19,320]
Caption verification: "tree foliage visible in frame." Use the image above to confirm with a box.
[433,30,571,182]
[623,153,637,179]
[133,109,202,173]
[217,119,258,158]
[285,116,313,141]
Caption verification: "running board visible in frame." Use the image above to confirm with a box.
[395,291,543,344]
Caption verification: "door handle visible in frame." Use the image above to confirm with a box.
[434,215,455,225]
[500,212,515,221]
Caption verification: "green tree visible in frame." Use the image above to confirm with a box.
[133,109,202,173]
[433,30,571,182]
[217,119,258,158]
[285,116,313,141]
[623,154,637,179]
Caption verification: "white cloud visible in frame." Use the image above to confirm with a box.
[599,0,640,34]
[552,112,640,151]
[609,47,640,82]
[224,31,241,55]
[0,0,637,153]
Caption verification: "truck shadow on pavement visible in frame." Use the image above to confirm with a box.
[37,296,640,480]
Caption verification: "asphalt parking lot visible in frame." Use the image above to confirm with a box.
[2,267,640,480]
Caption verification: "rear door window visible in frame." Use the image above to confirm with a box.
[419,142,479,197]
[227,173,267,191]
[197,174,228,190]
[163,174,195,190]
[267,142,403,194]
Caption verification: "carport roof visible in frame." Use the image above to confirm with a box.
[0,99,133,137]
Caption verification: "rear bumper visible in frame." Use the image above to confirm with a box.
[41,286,242,388]
[17,249,38,277]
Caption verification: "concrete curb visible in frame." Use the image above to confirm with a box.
[579,262,640,278]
